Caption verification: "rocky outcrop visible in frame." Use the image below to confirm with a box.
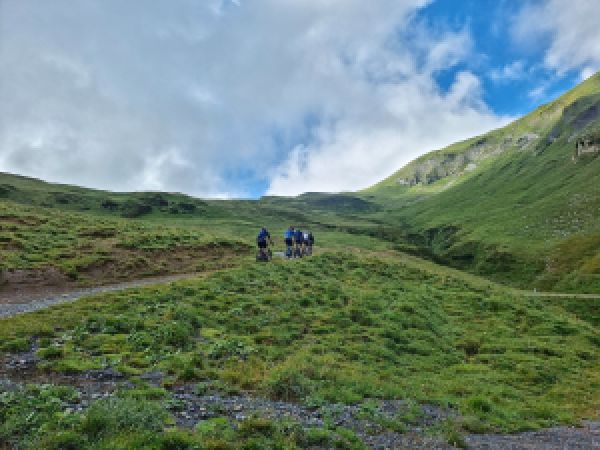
[395,137,506,187]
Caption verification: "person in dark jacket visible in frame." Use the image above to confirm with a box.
[294,228,304,257]
[256,227,272,261]
[284,226,295,258]
[305,231,314,256]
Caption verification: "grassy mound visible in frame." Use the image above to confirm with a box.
[0,201,249,285]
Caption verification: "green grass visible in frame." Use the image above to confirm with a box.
[0,201,251,284]
[0,385,366,449]
[363,72,600,292]
[2,252,598,443]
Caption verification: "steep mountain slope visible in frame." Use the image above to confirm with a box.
[366,72,600,292]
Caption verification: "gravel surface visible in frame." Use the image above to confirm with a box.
[169,384,457,448]
[0,273,200,318]
[465,422,600,449]
[1,360,599,450]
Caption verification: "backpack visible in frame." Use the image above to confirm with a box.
[257,229,268,242]
[295,230,303,241]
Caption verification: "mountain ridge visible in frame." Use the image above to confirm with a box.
[362,71,600,292]
[368,71,600,193]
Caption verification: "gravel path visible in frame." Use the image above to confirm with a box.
[169,384,457,449]
[0,273,201,319]
[465,422,600,449]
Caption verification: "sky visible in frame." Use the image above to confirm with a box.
[1,0,599,198]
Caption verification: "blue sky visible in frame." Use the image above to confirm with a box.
[421,0,582,116]
[1,0,599,198]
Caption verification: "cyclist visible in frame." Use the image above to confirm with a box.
[284,226,295,258]
[256,227,273,261]
[294,227,304,258]
[305,230,314,256]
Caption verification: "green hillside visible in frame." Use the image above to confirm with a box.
[2,253,599,448]
[365,72,600,292]
[1,76,600,449]
[0,173,390,295]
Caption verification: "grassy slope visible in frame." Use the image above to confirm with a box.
[1,252,599,447]
[0,173,389,287]
[365,73,600,292]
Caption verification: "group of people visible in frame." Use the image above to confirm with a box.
[256,226,314,261]
[284,226,314,258]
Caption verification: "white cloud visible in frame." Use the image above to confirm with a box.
[0,0,509,198]
[580,67,597,81]
[512,0,600,79]
[489,61,527,83]
[268,71,509,195]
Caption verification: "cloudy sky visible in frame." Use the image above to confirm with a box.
[1,0,599,198]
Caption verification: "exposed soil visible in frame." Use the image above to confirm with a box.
[0,267,71,304]
[0,272,208,318]
[0,244,245,306]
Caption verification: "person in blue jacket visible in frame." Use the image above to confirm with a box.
[256,227,272,261]
[284,226,295,258]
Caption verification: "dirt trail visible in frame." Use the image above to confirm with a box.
[1,265,598,321]
[0,272,204,319]
[521,291,600,300]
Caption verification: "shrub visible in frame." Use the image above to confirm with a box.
[445,429,468,449]
[101,199,120,211]
[466,396,493,414]
[40,431,85,450]
[158,429,202,450]
[457,340,481,357]
[195,417,235,441]
[36,346,64,359]
[80,398,166,438]
[238,418,275,438]
[1,338,30,353]
[156,322,193,348]
[120,200,153,218]
[265,369,311,401]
